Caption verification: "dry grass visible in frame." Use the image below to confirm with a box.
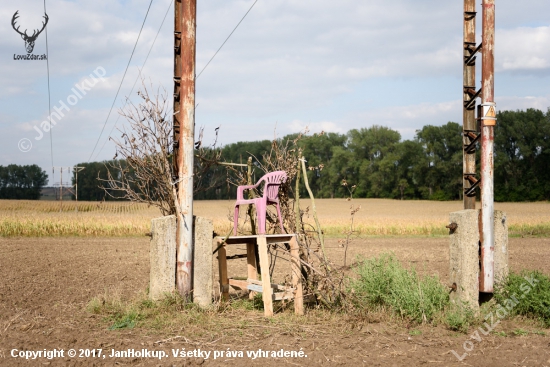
[1,199,549,237]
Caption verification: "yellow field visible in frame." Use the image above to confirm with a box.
[1,199,549,237]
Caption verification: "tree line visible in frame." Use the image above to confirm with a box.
[206,108,550,201]
[61,107,550,202]
[0,164,48,199]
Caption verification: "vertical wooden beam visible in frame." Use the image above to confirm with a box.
[247,242,257,300]
[257,235,274,317]
[463,0,477,209]
[289,236,304,315]
[218,241,229,301]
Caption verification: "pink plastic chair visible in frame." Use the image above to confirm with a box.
[233,171,287,235]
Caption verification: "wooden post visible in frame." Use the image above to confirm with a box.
[247,242,257,299]
[463,0,479,209]
[218,240,229,301]
[60,167,63,212]
[290,236,304,315]
[257,235,274,317]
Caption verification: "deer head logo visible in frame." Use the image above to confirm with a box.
[12,11,49,54]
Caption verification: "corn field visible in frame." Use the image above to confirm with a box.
[1,199,549,237]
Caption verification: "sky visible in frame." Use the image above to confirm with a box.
[1,0,549,185]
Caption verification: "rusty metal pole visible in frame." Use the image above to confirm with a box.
[463,0,480,209]
[480,0,496,293]
[175,0,196,298]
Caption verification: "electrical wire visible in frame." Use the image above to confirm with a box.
[196,0,258,80]
[88,0,154,161]
[93,0,173,161]
[90,0,258,161]
[43,0,54,171]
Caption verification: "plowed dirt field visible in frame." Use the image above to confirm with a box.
[1,236,549,366]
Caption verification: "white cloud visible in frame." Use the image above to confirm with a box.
[1,0,549,172]
[349,100,461,140]
[497,95,550,111]
[498,26,550,72]
[288,119,345,135]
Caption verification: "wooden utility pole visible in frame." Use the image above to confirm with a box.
[60,167,63,212]
[462,0,481,209]
[73,166,85,211]
[174,0,196,298]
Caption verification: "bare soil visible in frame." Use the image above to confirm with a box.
[1,236,549,366]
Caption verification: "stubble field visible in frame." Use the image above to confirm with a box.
[2,198,550,237]
[1,199,549,366]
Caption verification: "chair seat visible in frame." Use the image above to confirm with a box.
[235,197,279,206]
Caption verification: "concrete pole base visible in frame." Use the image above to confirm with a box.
[449,209,508,311]
[149,215,213,307]
[192,216,213,307]
[149,215,176,301]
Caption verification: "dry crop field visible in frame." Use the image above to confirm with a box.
[1,199,550,366]
[2,198,550,237]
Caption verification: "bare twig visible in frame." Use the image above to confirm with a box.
[98,81,223,216]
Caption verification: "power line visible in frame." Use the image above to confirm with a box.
[88,0,154,161]
[196,0,258,80]
[93,0,173,161]
[43,0,53,170]
[91,0,259,161]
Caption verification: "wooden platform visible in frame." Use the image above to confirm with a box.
[215,234,303,317]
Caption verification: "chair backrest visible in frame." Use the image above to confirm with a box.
[259,171,287,201]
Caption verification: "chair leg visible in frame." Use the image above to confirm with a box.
[275,203,285,233]
[233,205,239,235]
[257,205,266,234]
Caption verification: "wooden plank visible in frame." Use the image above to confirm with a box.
[248,279,292,292]
[257,235,273,316]
[289,235,304,315]
[218,234,295,246]
[265,235,295,245]
[273,291,294,301]
[228,279,248,290]
[226,254,247,260]
[247,284,264,293]
[218,244,229,301]
[230,278,295,294]
[247,242,257,299]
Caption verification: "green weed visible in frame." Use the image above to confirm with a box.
[512,328,529,336]
[348,253,449,324]
[494,270,550,327]
[445,303,475,333]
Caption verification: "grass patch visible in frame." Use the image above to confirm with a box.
[444,302,475,333]
[109,311,142,330]
[85,290,360,342]
[512,328,529,336]
[494,270,550,327]
[87,291,212,330]
[509,223,550,237]
[348,253,449,324]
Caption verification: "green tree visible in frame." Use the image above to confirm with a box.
[298,132,347,198]
[0,164,48,199]
[72,161,124,201]
[494,108,550,201]
[415,122,462,200]
[348,126,401,198]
